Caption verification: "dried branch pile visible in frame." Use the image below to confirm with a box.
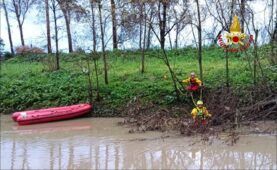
[121,98,188,133]
[205,85,277,126]
[121,85,277,136]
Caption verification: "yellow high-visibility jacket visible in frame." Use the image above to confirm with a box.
[191,107,211,119]
[182,77,202,86]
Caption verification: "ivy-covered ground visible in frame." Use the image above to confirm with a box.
[0,46,276,117]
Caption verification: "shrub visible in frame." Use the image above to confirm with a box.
[15,46,31,54]
[3,52,14,60]
[74,47,86,54]
[31,47,45,54]
[41,55,57,72]
[15,45,45,55]
[0,38,4,59]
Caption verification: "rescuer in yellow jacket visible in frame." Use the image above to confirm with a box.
[182,72,202,91]
[191,100,211,126]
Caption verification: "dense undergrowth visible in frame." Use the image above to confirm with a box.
[0,46,276,118]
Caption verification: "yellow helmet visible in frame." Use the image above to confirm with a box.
[197,100,203,105]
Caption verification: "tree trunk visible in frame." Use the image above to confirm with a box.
[90,0,100,100]
[175,24,179,49]
[52,0,59,70]
[141,3,147,74]
[98,2,108,84]
[146,25,152,49]
[159,1,167,50]
[18,23,25,46]
[196,0,203,82]
[240,0,245,33]
[228,0,235,31]
[271,22,277,64]
[270,0,277,65]
[224,0,235,88]
[2,0,14,54]
[93,59,100,101]
[56,1,73,53]
[45,0,52,53]
[64,14,73,53]
[273,13,277,42]
[90,0,97,52]
[12,0,25,46]
[87,61,93,105]
[168,31,173,50]
[139,5,143,50]
[253,29,259,85]
[146,7,154,49]
[110,0,117,49]
[57,1,73,52]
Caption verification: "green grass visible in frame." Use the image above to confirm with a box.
[0,46,276,114]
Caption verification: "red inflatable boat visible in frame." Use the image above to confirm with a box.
[12,104,92,125]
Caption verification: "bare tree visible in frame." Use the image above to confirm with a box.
[146,6,154,49]
[265,0,277,65]
[128,1,151,73]
[57,0,86,53]
[89,0,100,101]
[110,0,118,49]
[89,0,97,52]
[98,0,109,84]
[141,2,148,73]
[159,0,167,50]
[147,0,188,99]
[139,2,143,50]
[195,0,203,82]
[50,0,60,69]
[188,0,208,85]
[57,0,73,52]
[117,0,154,73]
[10,0,35,46]
[240,0,246,33]
[173,9,184,49]
[166,1,189,49]
[151,0,188,50]
[141,17,147,73]
[247,7,262,85]
[117,0,143,48]
[45,0,52,53]
[2,0,14,54]
[205,0,236,87]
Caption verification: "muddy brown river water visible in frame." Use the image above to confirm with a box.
[1,115,276,169]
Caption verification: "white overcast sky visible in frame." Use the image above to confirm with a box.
[0,0,273,52]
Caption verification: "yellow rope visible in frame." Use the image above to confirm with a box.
[200,86,203,100]
[190,92,198,107]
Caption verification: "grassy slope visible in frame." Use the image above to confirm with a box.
[0,46,275,114]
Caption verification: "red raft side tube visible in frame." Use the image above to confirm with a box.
[14,104,92,125]
[12,105,77,122]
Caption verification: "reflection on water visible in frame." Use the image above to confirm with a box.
[1,115,276,169]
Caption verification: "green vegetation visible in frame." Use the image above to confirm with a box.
[0,38,4,56]
[0,46,276,114]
